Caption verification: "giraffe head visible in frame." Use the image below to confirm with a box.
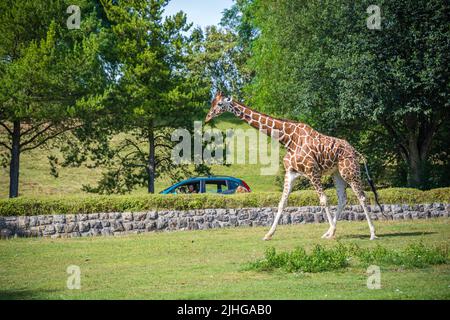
[205,91,231,123]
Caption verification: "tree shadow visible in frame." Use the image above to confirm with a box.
[0,289,59,300]
[340,231,436,239]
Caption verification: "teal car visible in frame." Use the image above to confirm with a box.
[159,176,251,194]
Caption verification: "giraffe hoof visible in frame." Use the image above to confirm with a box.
[263,235,272,241]
[322,228,336,239]
[370,235,379,240]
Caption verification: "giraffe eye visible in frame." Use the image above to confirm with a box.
[218,102,223,107]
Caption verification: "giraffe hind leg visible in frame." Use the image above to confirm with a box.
[349,179,378,240]
[339,158,378,240]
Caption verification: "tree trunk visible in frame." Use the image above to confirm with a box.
[407,152,425,188]
[405,132,430,189]
[9,121,20,198]
[147,123,155,194]
[389,114,438,190]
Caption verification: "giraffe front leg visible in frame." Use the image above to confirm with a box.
[325,172,348,239]
[263,170,297,241]
[320,205,336,239]
[320,206,336,239]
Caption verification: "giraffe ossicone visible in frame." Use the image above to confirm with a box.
[206,92,384,240]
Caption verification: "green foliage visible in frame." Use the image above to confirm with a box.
[350,242,449,269]
[0,187,448,216]
[245,0,450,189]
[244,244,350,273]
[0,0,111,131]
[0,0,114,197]
[62,0,212,194]
[245,242,449,273]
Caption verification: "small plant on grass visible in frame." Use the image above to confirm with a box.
[245,244,350,273]
[245,242,449,273]
[354,242,449,268]
[244,247,288,271]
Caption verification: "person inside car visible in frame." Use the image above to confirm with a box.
[187,184,198,194]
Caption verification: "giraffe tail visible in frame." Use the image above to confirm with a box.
[359,154,388,219]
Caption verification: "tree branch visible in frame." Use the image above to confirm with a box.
[418,117,439,162]
[155,133,171,141]
[122,138,147,158]
[20,123,53,148]
[21,122,48,137]
[0,122,12,136]
[155,143,173,149]
[122,162,147,168]
[0,141,11,151]
[21,125,81,152]
[381,120,409,159]
[155,156,172,167]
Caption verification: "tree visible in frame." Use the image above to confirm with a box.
[0,0,111,197]
[189,26,244,99]
[245,0,449,189]
[80,0,211,194]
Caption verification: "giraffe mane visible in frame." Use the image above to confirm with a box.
[231,99,300,124]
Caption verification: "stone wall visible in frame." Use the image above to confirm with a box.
[0,203,448,239]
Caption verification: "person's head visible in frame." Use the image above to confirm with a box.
[188,184,195,191]
[236,186,249,193]
[205,91,231,123]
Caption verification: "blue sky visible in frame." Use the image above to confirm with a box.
[164,0,234,29]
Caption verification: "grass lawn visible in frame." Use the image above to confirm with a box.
[0,218,449,300]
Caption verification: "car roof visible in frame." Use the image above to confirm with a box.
[180,176,242,184]
[190,175,242,181]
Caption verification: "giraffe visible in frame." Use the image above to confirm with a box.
[205,92,384,240]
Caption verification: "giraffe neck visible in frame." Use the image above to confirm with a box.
[225,100,294,147]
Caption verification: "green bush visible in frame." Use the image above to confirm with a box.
[352,242,449,268]
[0,187,448,216]
[245,242,449,273]
[244,244,350,273]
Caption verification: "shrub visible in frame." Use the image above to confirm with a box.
[0,187,448,216]
[244,244,350,273]
[245,242,449,274]
[353,242,449,268]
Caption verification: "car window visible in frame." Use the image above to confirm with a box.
[204,180,228,193]
[174,181,200,194]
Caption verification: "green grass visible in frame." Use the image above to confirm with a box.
[0,114,280,198]
[0,219,449,299]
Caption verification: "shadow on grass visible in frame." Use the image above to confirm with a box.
[0,289,59,300]
[340,231,436,239]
